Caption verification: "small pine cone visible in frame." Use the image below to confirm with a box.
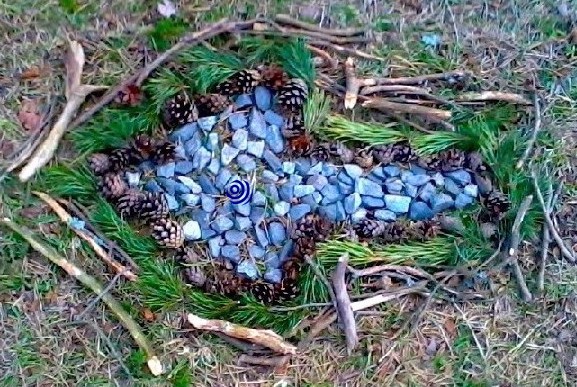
[215,69,262,96]
[282,113,305,138]
[135,191,169,222]
[250,282,276,304]
[275,279,299,303]
[175,247,207,287]
[150,141,176,165]
[107,147,141,172]
[98,173,128,201]
[151,218,184,249]
[291,213,332,242]
[325,141,354,164]
[465,151,489,173]
[88,153,111,175]
[288,133,314,158]
[354,148,375,169]
[353,218,388,239]
[416,153,443,171]
[276,78,309,114]
[257,64,290,91]
[194,93,231,117]
[162,92,198,129]
[439,148,466,172]
[293,237,316,258]
[204,264,247,297]
[310,145,331,162]
[373,141,416,164]
[409,220,440,241]
[116,189,145,218]
[480,190,511,220]
[129,134,154,160]
[379,222,410,243]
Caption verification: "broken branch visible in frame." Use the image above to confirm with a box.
[361,97,452,121]
[274,14,365,37]
[456,91,532,105]
[516,93,542,169]
[331,254,358,354]
[369,71,469,86]
[350,283,428,312]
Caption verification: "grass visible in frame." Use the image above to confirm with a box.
[1,0,577,385]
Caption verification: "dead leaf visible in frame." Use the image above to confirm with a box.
[64,40,85,99]
[20,204,47,219]
[20,66,41,80]
[141,308,155,322]
[0,138,15,158]
[44,290,59,304]
[114,84,144,106]
[17,99,42,131]
[443,317,456,338]
[157,0,176,18]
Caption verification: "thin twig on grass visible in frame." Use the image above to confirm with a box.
[308,40,385,61]
[297,311,338,350]
[242,29,368,45]
[238,354,291,368]
[75,271,123,320]
[331,254,358,354]
[538,182,560,294]
[350,282,428,312]
[360,84,455,107]
[0,217,162,376]
[34,191,138,281]
[212,332,268,354]
[274,14,365,37]
[456,91,532,106]
[303,255,338,308]
[186,313,297,355]
[366,71,469,86]
[306,45,339,68]
[516,93,542,170]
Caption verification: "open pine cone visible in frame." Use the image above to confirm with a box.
[97,173,128,201]
[151,218,184,249]
[162,91,198,128]
[257,64,290,91]
[215,69,262,96]
[194,93,231,117]
[276,78,309,114]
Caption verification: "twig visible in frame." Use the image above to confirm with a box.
[348,264,434,280]
[360,84,455,107]
[186,313,297,355]
[213,332,268,354]
[361,97,452,121]
[350,282,428,312]
[456,91,532,106]
[303,255,338,309]
[297,311,338,350]
[18,40,108,182]
[516,93,542,170]
[0,217,162,376]
[76,271,123,320]
[502,195,534,302]
[306,45,339,68]
[531,171,575,263]
[331,254,358,354]
[238,354,291,368]
[344,57,369,110]
[242,29,367,45]
[538,225,550,294]
[274,14,365,37]
[34,191,137,281]
[308,40,385,61]
[368,71,469,86]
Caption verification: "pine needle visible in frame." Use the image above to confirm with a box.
[319,115,406,145]
[35,164,96,204]
[304,88,332,135]
[411,132,471,156]
[277,38,315,88]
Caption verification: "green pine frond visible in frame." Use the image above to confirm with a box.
[277,39,315,88]
[237,36,280,66]
[411,132,472,156]
[319,115,407,145]
[304,88,332,135]
[35,164,96,204]
[143,67,191,114]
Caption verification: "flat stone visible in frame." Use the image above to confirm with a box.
[432,172,445,186]
[307,175,328,191]
[289,175,303,185]
[419,183,437,202]
[233,202,251,216]
[446,170,471,185]
[295,158,311,174]
[405,174,431,186]
[338,181,354,195]
[344,164,363,180]
[235,94,252,108]
[455,193,474,209]
[255,226,269,247]
[263,150,283,173]
[261,170,278,183]
[308,162,323,175]
[374,209,396,221]
[235,216,252,231]
[225,230,247,245]
[174,182,191,195]
[265,184,279,202]
[319,202,346,222]
[229,112,248,130]
[208,237,221,258]
[212,216,234,233]
[405,184,418,197]
[431,193,454,212]
[221,144,239,166]
[184,133,202,158]
[383,166,401,177]
[294,184,315,198]
[157,177,177,195]
[169,123,198,143]
[191,209,211,228]
[249,245,266,260]
[156,162,175,178]
[409,201,435,221]
[463,184,478,197]
[207,158,220,175]
[279,183,294,202]
[246,140,265,158]
[255,86,273,110]
[384,177,403,194]
[371,167,387,180]
[201,228,217,239]
[249,108,267,139]
[410,165,428,175]
[252,191,267,206]
[183,220,202,240]
[232,129,248,150]
[215,169,232,190]
[301,194,320,211]
[279,241,294,262]
[175,161,194,175]
[250,206,266,224]
[264,269,282,284]
[176,176,201,194]
[181,193,200,206]
[290,203,311,221]
[263,109,284,127]
[197,116,217,132]
[344,193,362,214]
[282,161,296,175]
[174,144,187,161]
[269,222,286,247]
[320,184,341,204]
[221,245,240,262]
[274,201,290,216]
[351,208,368,223]
[206,133,219,152]
[164,194,179,211]
[322,164,336,177]
[444,178,461,196]
[138,160,155,174]
[337,171,354,186]
[264,252,280,268]
[201,194,216,213]
[384,194,411,213]
[361,196,384,209]
[238,154,257,172]
[356,178,384,197]
[144,179,162,193]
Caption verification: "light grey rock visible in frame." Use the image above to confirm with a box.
[250,206,266,224]
[308,162,323,175]
[212,216,234,233]
[446,170,471,185]
[269,222,286,247]
[261,169,279,183]
[384,177,403,194]
[229,112,248,130]
[206,132,219,151]
[125,171,140,187]
[356,177,384,197]
[169,123,198,142]
[294,184,315,198]
[208,237,221,258]
[351,208,368,223]
[374,209,396,221]
[157,177,177,195]
[235,94,252,108]
[232,129,248,151]
[144,179,162,193]
[215,168,232,190]
[177,176,202,193]
[235,216,252,231]
[405,184,418,197]
[344,164,363,180]
[255,86,272,110]
[409,201,434,221]
[322,164,336,177]
[361,196,384,209]
[246,140,265,158]
[295,158,311,174]
[252,191,267,206]
[181,193,200,206]
[191,209,211,229]
[255,226,269,247]
[238,154,257,172]
[220,144,239,166]
[164,193,179,211]
[405,174,430,186]
[371,167,387,180]
[249,245,266,260]
[419,183,437,202]
[444,178,461,196]
[265,184,279,202]
[222,245,241,262]
[184,133,202,158]
[463,184,478,197]
[201,194,216,213]
[183,220,202,240]
[201,228,217,239]
[279,183,294,202]
[263,150,283,173]
[174,144,187,160]
[344,193,362,214]
[173,182,191,195]
[307,175,328,191]
[383,166,401,177]
[301,194,320,211]
[198,174,219,195]
[207,158,220,175]
[264,110,284,127]
[320,184,341,204]
[455,193,474,209]
[431,193,454,212]
[175,161,194,175]
[225,230,247,245]
[337,171,354,186]
[274,201,290,216]
[384,194,411,213]
[338,181,354,195]
[290,203,311,221]
[319,202,345,222]
[432,172,445,186]
[156,162,175,178]
[265,125,284,154]
[282,161,296,175]
[265,252,280,269]
[138,160,155,174]
[410,165,428,175]
[233,202,251,217]
[197,116,217,132]
[289,174,303,185]
[264,269,282,284]
[249,108,267,139]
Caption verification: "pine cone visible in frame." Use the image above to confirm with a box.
[416,153,443,171]
[310,145,331,162]
[162,92,198,129]
[293,237,316,258]
[353,218,388,239]
[288,133,314,158]
[379,222,410,243]
[480,189,510,220]
[135,191,169,222]
[291,213,332,242]
[151,217,184,249]
[107,147,141,173]
[203,263,248,297]
[175,247,207,287]
[194,93,231,117]
[465,151,489,174]
[115,189,145,219]
[326,141,354,164]
[129,134,154,160]
[373,141,416,164]
[250,282,276,304]
[409,219,440,241]
[257,64,290,91]
[276,78,309,114]
[354,148,375,169]
[98,173,128,201]
[215,69,262,96]
[88,153,111,175]
[150,141,176,165]
[439,148,467,172]
[282,113,305,138]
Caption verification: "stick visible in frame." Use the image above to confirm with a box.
[348,264,434,280]
[297,311,338,350]
[274,14,365,37]
[516,93,542,169]
[308,40,386,61]
[361,97,452,121]
[344,57,370,110]
[456,91,532,106]
[18,40,108,182]
[186,313,297,355]
[368,71,469,86]
[303,255,338,309]
[34,191,138,281]
[538,224,550,294]
[242,29,368,45]
[360,84,455,107]
[306,45,339,68]
[0,217,162,376]
[238,354,291,368]
[350,283,427,312]
[331,254,358,354]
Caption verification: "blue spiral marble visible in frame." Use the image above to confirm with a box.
[226,179,253,204]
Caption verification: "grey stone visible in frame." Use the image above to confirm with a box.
[290,203,311,221]
[250,206,266,224]
[405,174,430,186]
[356,178,384,197]
[294,184,315,198]
[322,164,336,177]
[444,178,461,196]
[410,165,428,175]
[199,174,218,194]
[156,162,175,178]
[164,194,179,211]
[212,216,234,233]
[432,172,445,186]
[235,216,252,231]
[181,193,200,206]
[138,160,155,174]
[338,181,354,195]
[320,184,341,204]
[463,184,478,197]
[174,144,187,161]
[264,269,282,284]
[279,183,294,202]
[169,123,198,142]
[295,158,311,174]
[255,226,269,247]
[419,183,437,202]
[263,150,283,173]
[175,161,194,175]
[344,193,362,214]
[206,132,219,151]
[157,177,177,195]
[269,222,286,247]
[238,154,257,172]
[173,182,191,195]
[191,209,211,229]
[207,158,220,175]
[255,86,273,110]
[383,166,401,177]
[301,194,320,211]
[261,170,279,183]
[289,174,303,185]
[144,179,162,193]
[374,209,396,221]
[183,220,202,240]
[308,162,323,175]
[229,112,248,130]
[252,191,267,206]
[246,140,265,158]
[371,167,387,180]
[384,194,411,213]
[351,208,368,223]
[384,177,403,194]
[405,184,418,198]
[201,228,217,239]
[273,201,290,216]
[409,201,435,221]
[208,237,221,258]
[177,176,202,193]
[235,94,252,108]
[279,240,294,262]
[264,252,280,269]
[225,230,247,245]
[125,171,140,187]
[337,171,354,186]
[282,161,296,175]
[233,202,251,216]
[184,133,202,158]
[320,202,346,222]
[264,109,284,127]
[221,245,241,262]
[249,108,267,139]
[367,174,382,184]
[201,194,216,213]
[307,175,328,191]
[265,184,279,202]
[431,193,454,212]
[249,245,266,260]
[344,164,363,180]
[446,170,471,185]
[361,196,385,209]
[197,116,217,132]
[232,129,248,151]
[215,168,232,190]
[455,193,474,209]
[220,144,239,166]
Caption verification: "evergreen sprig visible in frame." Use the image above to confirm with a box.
[304,88,332,135]
[319,115,407,145]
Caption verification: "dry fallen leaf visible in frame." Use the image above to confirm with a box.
[443,317,457,338]
[115,84,144,106]
[141,308,156,322]
[157,0,176,18]
[20,66,41,80]
[17,99,42,131]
